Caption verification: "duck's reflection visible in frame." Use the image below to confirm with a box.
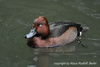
[27,43,76,67]
[27,55,49,67]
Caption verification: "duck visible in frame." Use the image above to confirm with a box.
[25,16,89,48]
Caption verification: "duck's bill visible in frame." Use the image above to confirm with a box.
[25,28,37,38]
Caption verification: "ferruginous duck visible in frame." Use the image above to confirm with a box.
[25,16,89,48]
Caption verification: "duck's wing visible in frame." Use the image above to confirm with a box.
[49,22,82,37]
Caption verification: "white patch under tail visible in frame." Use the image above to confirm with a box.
[80,32,82,36]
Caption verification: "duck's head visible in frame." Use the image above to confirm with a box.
[25,16,50,39]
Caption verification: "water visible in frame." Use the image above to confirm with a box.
[0,0,100,67]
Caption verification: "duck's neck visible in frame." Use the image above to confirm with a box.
[41,23,50,39]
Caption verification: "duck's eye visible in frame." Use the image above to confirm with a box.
[39,24,42,27]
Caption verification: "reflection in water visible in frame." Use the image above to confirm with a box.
[27,52,75,67]
[32,42,76,53]
[36,55,49,67]
[27,43,76,67]
[27,55,49,67]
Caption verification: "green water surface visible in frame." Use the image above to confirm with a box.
[0,0,100,67]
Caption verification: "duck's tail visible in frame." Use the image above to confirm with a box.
[78,26,89,36]
[66,22,89,36]
[82,26,89,32]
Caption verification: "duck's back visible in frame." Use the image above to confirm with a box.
[49,22,82,37]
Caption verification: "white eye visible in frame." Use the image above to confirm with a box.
[39,24,42,27]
